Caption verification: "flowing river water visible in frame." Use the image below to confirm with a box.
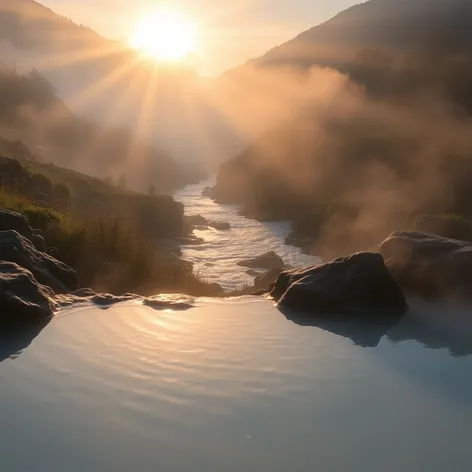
[173,179,320,290]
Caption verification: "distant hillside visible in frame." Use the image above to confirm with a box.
[0,0,228,167]
[245,0,472,72]
[0,64,192,193]
[213,0,472,258]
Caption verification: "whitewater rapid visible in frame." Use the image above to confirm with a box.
[173,179,320,290]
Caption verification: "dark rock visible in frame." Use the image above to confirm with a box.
[0,230,78,294]
[176,236,205,246]
[209,221,231,231]
[246,269,261,276]
[0,156,30,192]
[254,268,283,290]
[0,262,55,323]
[271,252,408,315]
[0,210,46,251]
[92,293,137,307]
[237,251,285,270]
[185,214,208,226]
[72,288,97,297]
[380,231,472,298]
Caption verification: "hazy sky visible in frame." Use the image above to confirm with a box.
[40,0,358,75]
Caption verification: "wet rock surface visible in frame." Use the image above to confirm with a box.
[0,210,46,252]
[271,252,408,315]
[237,251,286,270]
[0,230,78,294]
[0,262,56,323]
[209,221,231,231]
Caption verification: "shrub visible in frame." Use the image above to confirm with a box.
[30,173,53,198]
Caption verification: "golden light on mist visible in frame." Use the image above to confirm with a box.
[129,8,197,62]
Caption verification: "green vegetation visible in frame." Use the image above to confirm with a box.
[0,147,219,296]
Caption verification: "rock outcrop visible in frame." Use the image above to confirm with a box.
[185,214,209,226]
[380,231,472,298]
[237,251,285,270]
[271,252,408,314]
[0,230,78,294]
[0,262,56,323]
[209,221,231,231]
[0,210,46,252]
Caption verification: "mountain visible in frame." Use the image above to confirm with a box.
[243,0,472,71]
[0,0,230,167]
[0,61,189,193]
[213,0,472,258]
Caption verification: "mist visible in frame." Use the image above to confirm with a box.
[211,43,472,257]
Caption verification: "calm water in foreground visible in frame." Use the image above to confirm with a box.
[1,297,472,471]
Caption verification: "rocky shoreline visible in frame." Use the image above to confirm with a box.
[3,198,472,332]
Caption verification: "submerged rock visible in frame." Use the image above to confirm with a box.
[0,262,55,323]
[184,214,208,226]
[0,230,78,294]
[271,252,408,315]
[380,231,472,298]
[209,221,231,231]
[237,251,285,270]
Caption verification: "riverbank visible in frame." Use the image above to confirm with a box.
[173,179,320,291]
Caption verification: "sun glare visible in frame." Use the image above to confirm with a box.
[130,9,196,61]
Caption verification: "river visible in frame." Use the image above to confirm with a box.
[173,179,320,290]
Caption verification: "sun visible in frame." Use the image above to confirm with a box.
[130,9,196,61]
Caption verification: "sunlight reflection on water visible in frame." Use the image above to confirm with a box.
[1,298,472,471]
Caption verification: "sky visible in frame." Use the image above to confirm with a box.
[40,0,358,75]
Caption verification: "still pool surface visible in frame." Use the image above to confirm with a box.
[1,297,472,471]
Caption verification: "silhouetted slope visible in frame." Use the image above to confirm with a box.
[249,0,472,70]
[0,0,222,170]
[214,0,472,258]
[0,64,189,192]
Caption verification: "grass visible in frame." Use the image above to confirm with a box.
[0,187,219,296]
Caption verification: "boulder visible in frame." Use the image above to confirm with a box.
[0,156,30,192]
[0,210,46,252]
[254,268,283,290]
[0,230,78,294]
[237,251,285,270]
[0,262,55,323]
[380,231,472,298]
[185,214,208,226]
[271,252,408,314]
[209,221,231,231]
